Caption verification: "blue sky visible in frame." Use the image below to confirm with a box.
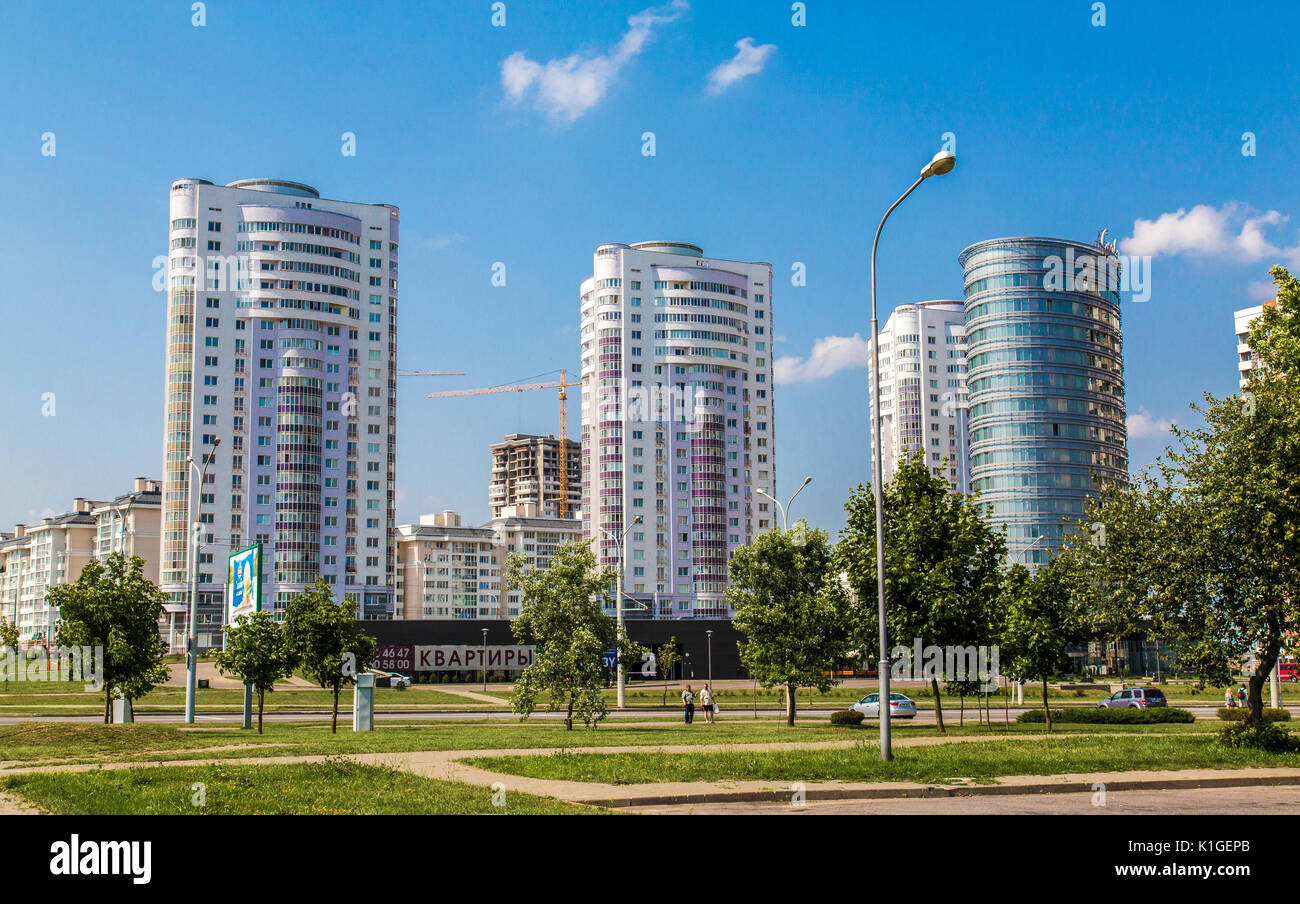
[1,0,1296,536]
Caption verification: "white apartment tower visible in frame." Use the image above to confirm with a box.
[1234,300,1275,388]
[868,300,969,493]
[580,242,775,619]
[162,178,398,644]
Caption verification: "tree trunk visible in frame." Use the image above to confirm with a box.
[1003,684,1009,727]
[104,687,112,724]
[1042,678,1052,732]
[565,693,574,731]
[331,686,340,734]
[930,677,945,733]
[958,694,964,726]
[786,684,797,727]
[257,689,265,735]
[1249,633,1280,725]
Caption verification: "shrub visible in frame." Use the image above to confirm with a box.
[1216,707,1291,722]
[1016,707,1195,724]
[830,709,864,726]
[1218,721,1300,752]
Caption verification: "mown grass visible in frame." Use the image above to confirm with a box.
[1,760,602,815]
[466,733,1300,785]
[0,716,1215,767]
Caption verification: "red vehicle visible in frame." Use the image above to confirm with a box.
[1278,662,1299,682]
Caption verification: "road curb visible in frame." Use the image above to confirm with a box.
[576,772,1300,808]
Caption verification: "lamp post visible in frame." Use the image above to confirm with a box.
[184,438,219,725]
[870,149,956,762]
[755,475,813,532]
[597,513,643,708]
[706,629,713,686]
[481,627,489,692]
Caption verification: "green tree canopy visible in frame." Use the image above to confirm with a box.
[215,609,296,734]
[999,558,1084,730]
[837,454,1007,731]
[729,525,847,726]
[506,541,640,730]
[49,553,169,723]
[282,579,377,733]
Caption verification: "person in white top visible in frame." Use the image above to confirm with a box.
[699,684,715,723]
[682,684,695,724]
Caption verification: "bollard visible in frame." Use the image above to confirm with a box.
[111,689,134,724]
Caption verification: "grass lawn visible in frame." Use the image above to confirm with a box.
[0,716,1215,767]
[1,760,601,815]
[465,733,1300,785]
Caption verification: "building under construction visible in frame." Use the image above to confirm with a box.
[489,434,581,520]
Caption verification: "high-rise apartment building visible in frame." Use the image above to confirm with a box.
[868,300,969,493]
[489,433,581,519]
[162,178,398,643]
[959,236,1128,567]
[579,242,775,619]
[1234,300,1276,388]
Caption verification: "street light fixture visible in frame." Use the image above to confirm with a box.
[870,147,956,762]
[481,627,489,692]
[184,437,219,725]
[596,513,644,708]
[755,475,813,532]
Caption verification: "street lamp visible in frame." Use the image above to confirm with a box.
[755,476,813,532]
[706,629,713,686]
[596,513,644,708]
[870,148,955,762]
[481,627,489,692]
[184,438,219,725]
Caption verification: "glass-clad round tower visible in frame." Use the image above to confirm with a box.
[958,236,1128,566]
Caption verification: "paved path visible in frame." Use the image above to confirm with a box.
[7,729,1300,816]
[0,789,46,815]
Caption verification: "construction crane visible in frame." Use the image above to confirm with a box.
[427,368,581,518]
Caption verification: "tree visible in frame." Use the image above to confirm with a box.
[1000,560,1084,731]
[729,526,847,727]
[214,610,295,734]
[837,455,1007,732]
[49,553,169,723]
[282,579,377,733]
[657,636,681,707]
[506,541,640,730]
[0,617,18,691]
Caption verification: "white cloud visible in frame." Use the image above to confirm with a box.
[423,232,465,251]
[501,0,688,124]
[1126,407,1173,439]
[774,334,870,384]
[1121,202,1300,265]
[705,37,776,96]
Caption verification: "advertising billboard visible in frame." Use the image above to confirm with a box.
[226,543,262,625]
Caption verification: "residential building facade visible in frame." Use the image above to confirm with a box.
[0,480,162,646]
[868,300,970,493]
[959,236,1128,567]
[1234,299,1276,388]
[489,433,581,519]
[393,508,583,620]
[162,178,398,647]
[580,241,775,619]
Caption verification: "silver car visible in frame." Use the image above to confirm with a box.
[851,692,918,719]
[1097,687,1167,708]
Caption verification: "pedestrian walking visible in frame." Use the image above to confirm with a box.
[1225,687,1235,709]
[700,684,715,724]
[1238,684,1248,709]
[682,684,695,724]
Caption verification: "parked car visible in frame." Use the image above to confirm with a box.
[1097,687,1167,708]
[389,673,411,689]
[851,692,918,719]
